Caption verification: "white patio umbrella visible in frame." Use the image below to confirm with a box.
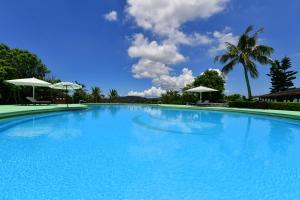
[5,77,51,99]
[186,86,218,102]
[50,82,82,107]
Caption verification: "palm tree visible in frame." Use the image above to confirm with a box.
[108,89,118,101]
[91,86,101,102]
[215,26,274,100]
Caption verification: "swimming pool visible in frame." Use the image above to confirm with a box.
[0,104,300,199]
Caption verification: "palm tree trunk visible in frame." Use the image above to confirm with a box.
[243,65,252,100]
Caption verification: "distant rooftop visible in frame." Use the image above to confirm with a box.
[258,88,300,98]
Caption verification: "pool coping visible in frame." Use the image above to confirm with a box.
[157,104,300,120]
[1,103,299,121]
[0,104,88,119]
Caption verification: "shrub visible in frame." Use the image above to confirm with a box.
[228,101,300,111]
[268,102,300,111]
[228,101,256,108]
[225,94,245,102]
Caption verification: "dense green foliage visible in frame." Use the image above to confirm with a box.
[225,94,245,101]
[161,90,182,104]
[215,26,274,100]
[0,43,50,103]
[267,57,297,93]
[160,70,226,104]
[108,89,119,102]
[228,101,300,111]
[73,82,89,103]
[193,70,225,102]
[91,87,102,102]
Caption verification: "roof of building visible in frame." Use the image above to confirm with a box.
[258,88,300,98]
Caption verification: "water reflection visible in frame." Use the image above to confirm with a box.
[135,106,224,135]
[3,113,82,140]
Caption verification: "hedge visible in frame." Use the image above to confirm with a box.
[228,101,300,111]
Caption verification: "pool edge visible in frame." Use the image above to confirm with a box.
[0,105,88,119]
[158,104,300,121]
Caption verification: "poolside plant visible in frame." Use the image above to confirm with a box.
[228,101,300,111]
[215,26,274,100]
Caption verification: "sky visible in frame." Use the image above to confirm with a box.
[0,0,299,97]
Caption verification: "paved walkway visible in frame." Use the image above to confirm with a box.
[159,104,300,120]
[0,104,88,119]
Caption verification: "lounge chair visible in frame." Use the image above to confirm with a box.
[196,100,210,105]
[26,97,51,105]
[79,100,86,104]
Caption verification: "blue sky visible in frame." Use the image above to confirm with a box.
[0,0,299,97]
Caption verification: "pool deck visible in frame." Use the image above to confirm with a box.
[159,104,300,120]
[0,104,88,119]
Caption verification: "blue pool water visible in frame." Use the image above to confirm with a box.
[1,105,300,199]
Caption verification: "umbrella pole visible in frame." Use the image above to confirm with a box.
[66,86,68,108]
[33,86,35,99]
[200,92,202,103]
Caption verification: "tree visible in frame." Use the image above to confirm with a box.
[182,84,198,104]
[91,86,102,102]
[267,57,297,93]
[193,70,225,102]
[225,94,244,101]
[0,43,50,103]
[108,89,118,102]
[161,90,181,104]
[72,82,88,103]
[215,26,274,100]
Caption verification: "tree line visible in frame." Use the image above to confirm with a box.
[0,43,121,104]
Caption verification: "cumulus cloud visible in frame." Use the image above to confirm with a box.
[128,86,166,98]
[129,67,194,98]
[104,10,118,21]
[128,33,193,89]
[126,0,228,40]
[131,59,171,79]
[125,0,232,96]
[208,28,238,56]
[153,68,194,90]
[128,34,185,64]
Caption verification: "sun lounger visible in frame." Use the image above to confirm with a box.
[26,97,51,105]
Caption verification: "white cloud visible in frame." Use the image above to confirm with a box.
[208,28,238,56]
[125,1,233,96]
[153,68,194,90]
[131,59,171,79]
[128,86,166,98]
[128,34,185,64]
[104,10,118,21]
[165,31,213,46]
[126,0,228,39]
